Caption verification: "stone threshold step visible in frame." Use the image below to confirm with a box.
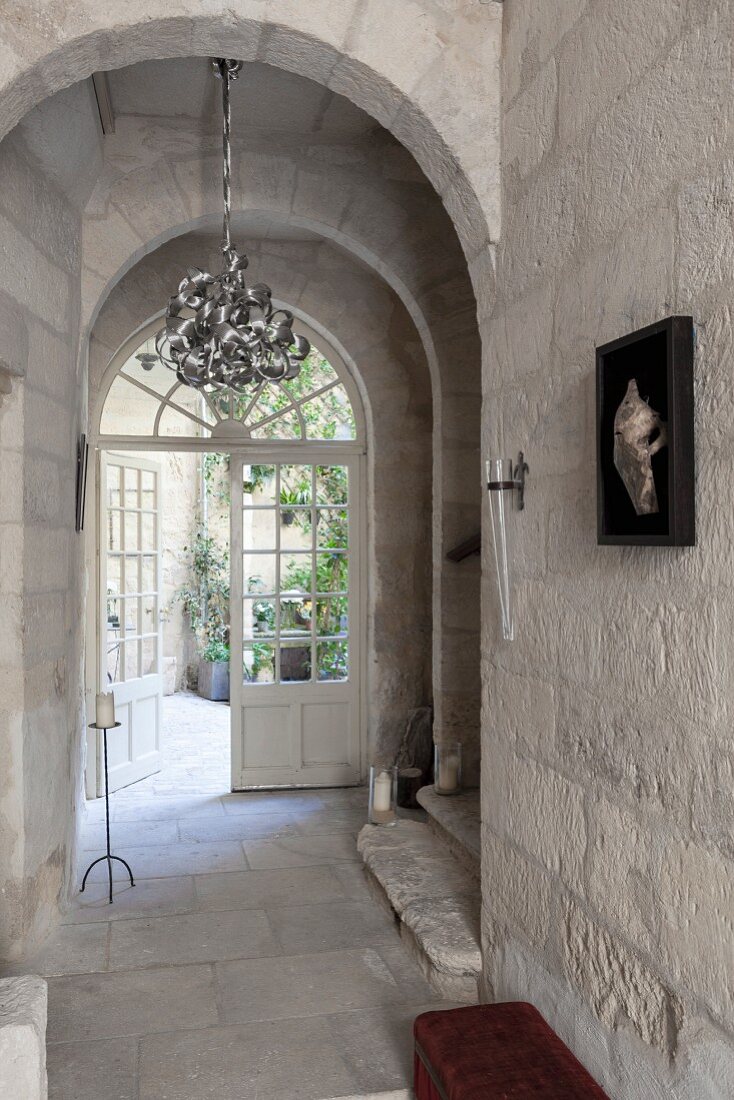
[357,820,481,1004]
[416,786,480,880]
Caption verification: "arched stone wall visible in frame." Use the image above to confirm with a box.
[0,2,500,259]
[79,120,483,775]
[89,231,435,764]
[0,4,498,960]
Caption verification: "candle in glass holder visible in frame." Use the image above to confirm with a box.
[95,692,116,728]
[373,769,392,812]
[439,754,459,792]
[435,742,462,795]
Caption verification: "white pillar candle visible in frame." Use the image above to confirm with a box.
[438,754,459,792]
[95,692,116,728]
[373,769,392,813]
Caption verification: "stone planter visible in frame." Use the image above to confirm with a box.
[198,659,230,702]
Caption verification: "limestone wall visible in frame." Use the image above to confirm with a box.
[0,0,495,959]
[483,2,734,1093]
[90,232,435,766]
[0,82,101,959]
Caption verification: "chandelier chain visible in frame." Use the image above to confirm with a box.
[221,60,232,253]
[155,57,310,392]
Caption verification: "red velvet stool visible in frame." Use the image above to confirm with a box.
[414,1002,610,1099]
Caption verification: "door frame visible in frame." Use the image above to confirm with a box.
[230,452,365,790]
[95,451,164,794]
[85,440,368,796]
[86,313,369,796]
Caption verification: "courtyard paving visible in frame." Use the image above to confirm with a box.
[14,693,444,1099]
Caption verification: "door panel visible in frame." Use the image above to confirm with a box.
[231,457,361,789]
[99,453,163,794]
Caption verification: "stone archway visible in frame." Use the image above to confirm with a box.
[89,230,435,771]
[0,5,499,959]
[0,3,500,265]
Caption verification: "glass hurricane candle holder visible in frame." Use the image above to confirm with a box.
[487,457,515,641]
[369,764,398,826]
[434,742,462,796]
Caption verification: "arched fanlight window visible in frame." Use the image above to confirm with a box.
[98,323,361,445]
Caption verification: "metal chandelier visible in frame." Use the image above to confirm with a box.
[155,58,310,390]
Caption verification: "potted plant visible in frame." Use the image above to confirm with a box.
[252,598,274,634]
[279,485,309,525]
[175,525,230,700]
[198,638,230,701]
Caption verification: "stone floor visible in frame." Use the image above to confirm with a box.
[12,693,448,1099]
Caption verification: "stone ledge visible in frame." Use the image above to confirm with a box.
[416,786,481,878]
[0,976,47,1100]
[358,821,481,1003]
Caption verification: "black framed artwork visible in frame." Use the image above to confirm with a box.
[596,316,694,546]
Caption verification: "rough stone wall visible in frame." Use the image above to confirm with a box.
[0,83,100,959]
[483,2,734,1094]
[89,232,434,767]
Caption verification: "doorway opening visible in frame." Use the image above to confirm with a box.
[86,317,366,800]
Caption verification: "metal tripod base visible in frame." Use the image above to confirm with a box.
[80,854,134,905]
[81,721,135,904]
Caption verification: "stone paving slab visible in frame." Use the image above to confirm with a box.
[215,945,440,1025]
[20,694,455,1098]
[193,865,349,912]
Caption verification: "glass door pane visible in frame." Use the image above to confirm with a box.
[241,462,350,686]
[105,457,160,684]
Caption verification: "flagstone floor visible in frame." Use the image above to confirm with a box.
[12,693,445,1099]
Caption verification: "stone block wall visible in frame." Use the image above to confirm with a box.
[482,1,734,1094]
[0,83,100,959]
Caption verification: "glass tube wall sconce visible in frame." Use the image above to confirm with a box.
[486,453,529,641]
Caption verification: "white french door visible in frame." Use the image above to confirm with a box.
[230,456,362,788]
[98,453,163,793]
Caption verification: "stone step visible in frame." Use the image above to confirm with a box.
[357,820,481,1003]
[416,785,480,880]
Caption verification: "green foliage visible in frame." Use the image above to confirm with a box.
[202,452,230,508]
[176,525,230,655]
[283,351,355,440]
[201,639,230,663]
[243,464,273,495]
[279,485,309,507]
[317,640,348,681]
[248,642,275,681]
[282,551,347,595]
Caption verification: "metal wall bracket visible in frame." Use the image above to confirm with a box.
[514,452,529,511]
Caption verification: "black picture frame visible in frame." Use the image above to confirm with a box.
[596,316,694,546]
[75,433,89,533]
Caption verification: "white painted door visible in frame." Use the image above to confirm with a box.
[99,453,163,794]
[230,457,361,788]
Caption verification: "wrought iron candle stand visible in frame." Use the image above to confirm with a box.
[80,722,135,904]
